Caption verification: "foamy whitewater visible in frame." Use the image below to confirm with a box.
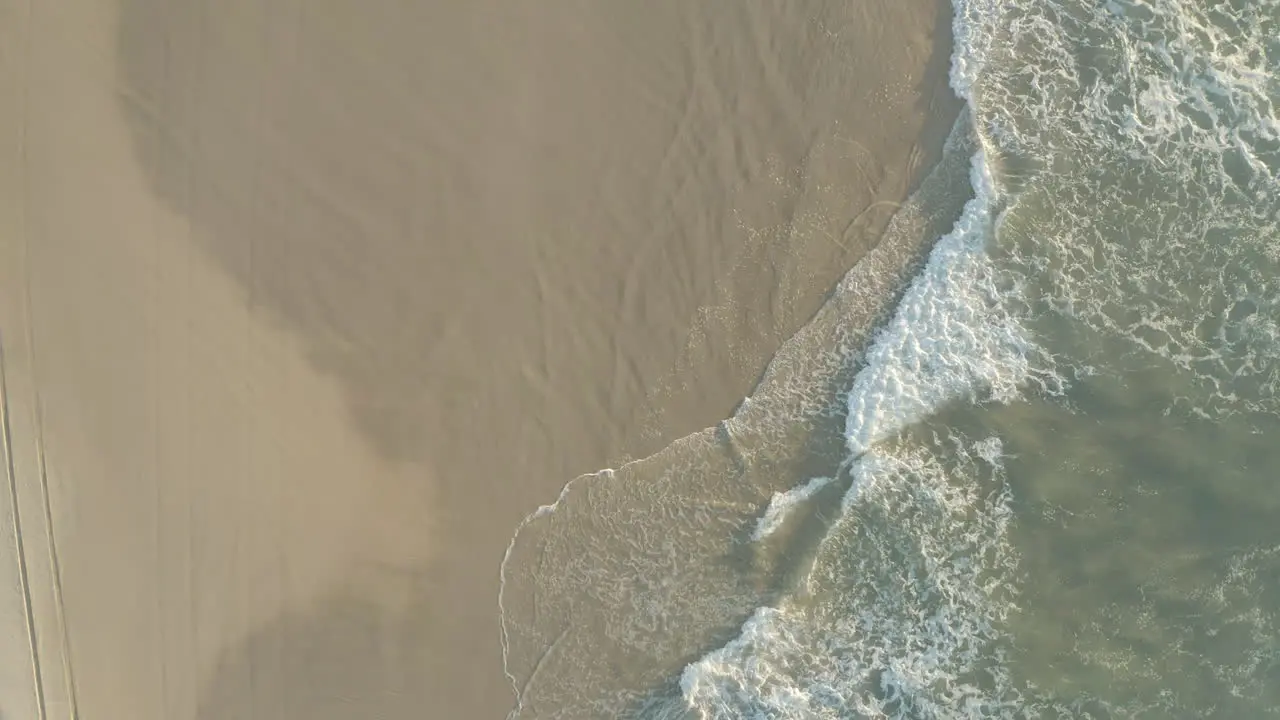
[500,0,1280,716]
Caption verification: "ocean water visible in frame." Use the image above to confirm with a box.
[500,0,1280,717]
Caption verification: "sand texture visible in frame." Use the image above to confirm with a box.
[0,0,956,717]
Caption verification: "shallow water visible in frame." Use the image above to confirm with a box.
[501,0,1280,716]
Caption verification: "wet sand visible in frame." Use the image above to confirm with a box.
[0,0,956,717]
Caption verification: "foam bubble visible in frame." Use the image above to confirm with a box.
[842,149,1053,463]
[683,433,1025,719]
[751,476,835,542]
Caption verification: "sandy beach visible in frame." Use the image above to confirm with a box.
[0,0,956,717]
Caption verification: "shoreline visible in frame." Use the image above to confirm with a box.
[2,0,960,717]
[497,110,975,718]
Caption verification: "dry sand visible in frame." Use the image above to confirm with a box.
[0,0,957,717]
